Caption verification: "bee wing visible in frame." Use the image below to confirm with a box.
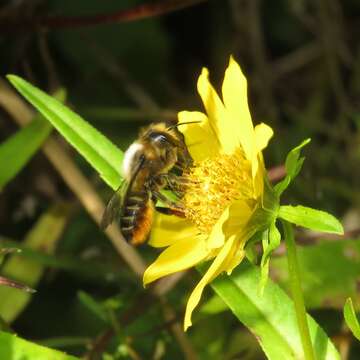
[100,180,127,230]
[100,155,146,231]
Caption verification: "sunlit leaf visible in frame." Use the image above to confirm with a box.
[344,298,360,341]
[0,89,66,190]
[7,75,123,190]
[0,116,51,189]
[0,331,78,360]
[199,260,340,360]
[278,205,343,234]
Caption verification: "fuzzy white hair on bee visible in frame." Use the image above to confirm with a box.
[122,142,144,181]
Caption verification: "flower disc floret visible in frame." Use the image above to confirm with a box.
[182,148,254,236]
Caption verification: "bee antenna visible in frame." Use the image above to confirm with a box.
[167,121,201,130]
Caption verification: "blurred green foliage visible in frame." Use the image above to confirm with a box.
[1,0,360,359]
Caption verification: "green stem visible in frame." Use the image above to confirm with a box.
[281,220,315,360]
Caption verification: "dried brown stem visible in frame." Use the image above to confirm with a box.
[37,31,60,92]
[315,0,350,114]
[161,300,197,360]
[271,43,321,80]
[1,0,207,31]
[0,276,35,293]
[81,35,159,111]
[267,165,286,184]
[247,0,278,122]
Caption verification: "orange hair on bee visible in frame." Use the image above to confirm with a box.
[130,201,154,246]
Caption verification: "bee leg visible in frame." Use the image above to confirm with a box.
[155,173,190,190]
[155,206,185,217]
[166,175,189,198]
[151,189,183,210]
[172,163,187,173]
[168,173,190,186]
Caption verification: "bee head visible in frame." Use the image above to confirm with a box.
[148,131,176,146]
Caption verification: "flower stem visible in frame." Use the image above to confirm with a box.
[281,220,315,360]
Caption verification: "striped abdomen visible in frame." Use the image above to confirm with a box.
[120,191,154,245]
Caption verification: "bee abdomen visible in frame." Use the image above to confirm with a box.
[126,191,147,206]
[120,191,153,245]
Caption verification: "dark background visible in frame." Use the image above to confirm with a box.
[1,0,360,359]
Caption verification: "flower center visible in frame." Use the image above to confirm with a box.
[181,148,253,235]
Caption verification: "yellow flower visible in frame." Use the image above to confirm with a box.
[143,56,274,330]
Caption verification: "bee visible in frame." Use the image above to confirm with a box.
[100,122,192,245]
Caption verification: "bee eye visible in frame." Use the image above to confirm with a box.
[156,135,168,143]
[151,133,168,144]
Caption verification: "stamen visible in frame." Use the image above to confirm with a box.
[181,148,253,235]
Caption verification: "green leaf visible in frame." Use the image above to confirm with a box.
[77,291,109,323]
[285,139,310,177]
[199,261,340,360]
[0,89,66,189]
[265,223,281,263]
[37,337,89,349]
[274,138,311,195]
[244,242,257,264]
[7,75,123,190]
[0,117,51,189]
[0,331,78,360]
[198,295,228,316]
[272,239,360,309]
[259,229,270,294]
[344,298,360,341]
[278,205,343,234]
[0,204,70,323]
[259,222,281,294]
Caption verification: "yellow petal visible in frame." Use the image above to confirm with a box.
[220,201,255,274]
[197,68,238,154]
[149,213,198,248]
[253,154,265,199]
[184,235,235,330]
[223,200,254,235]
[222,56,259,180]
[254,123,273,153]
[178,111,221,161]
[225,245,245,275]
[224,201,268,276]
[224,228,253,275]
[143,236,209,286]
[206,207,229,249]
[251,122,272,199]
